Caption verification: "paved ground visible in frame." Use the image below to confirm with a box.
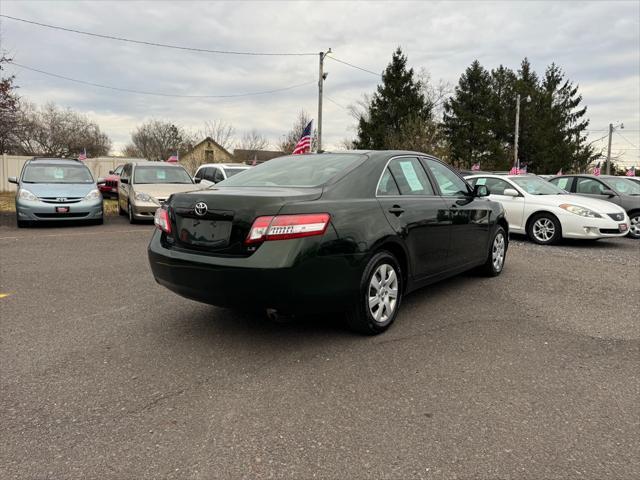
[1,215,639,479]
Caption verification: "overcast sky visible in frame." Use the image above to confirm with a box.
[1,0,639,166]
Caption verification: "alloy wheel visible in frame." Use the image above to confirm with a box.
[532,218,555,243]
[630,214,640,238]
[492,232,506,272]
[368,263,399,324]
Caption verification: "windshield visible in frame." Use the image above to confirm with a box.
[220,154,364,187]
[224,168,249,178]
[607,177,640,195]
[133,165,193,184]
[511,176,565,195]
[22,163,94,184]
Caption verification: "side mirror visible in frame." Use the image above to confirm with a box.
[473,184,489,197]
[8,176,18,184]
[120,177,129,184]
[194,177,202,183]
[601,189,616,197]
[108,170,115,175]
[503,188,520,197]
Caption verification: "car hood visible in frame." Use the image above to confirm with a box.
[21,183,96,198]
[133,183,201,198]
[543,194,627,213]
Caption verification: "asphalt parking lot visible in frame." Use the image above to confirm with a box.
[1,215,639,479]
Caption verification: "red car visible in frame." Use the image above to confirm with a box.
[98,165,123,198]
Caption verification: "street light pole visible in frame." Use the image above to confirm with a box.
[606,123,613,175]
[317,48,331,152]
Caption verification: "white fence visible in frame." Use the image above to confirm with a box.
[0,155,144,192]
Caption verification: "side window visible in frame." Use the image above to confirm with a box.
[550,177,573,191]
[377,168,400,196]
[386,157,434,196]
[424,159,469,196]
[213,168,225,183]
[576,178,606,195]
[194,168,204,180]
[483,178,511,195]
[114,165,124,176]
[121,164,131,181]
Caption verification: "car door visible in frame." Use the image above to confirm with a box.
[574,177,622,207]
[472,177,526,231]
[376,156,450,280]
[549,176,574,192]
[424,158,492,267]
[118,163,132,210]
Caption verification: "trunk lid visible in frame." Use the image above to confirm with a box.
[167,186,322,255]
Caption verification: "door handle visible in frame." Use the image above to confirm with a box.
[388,205,404,216]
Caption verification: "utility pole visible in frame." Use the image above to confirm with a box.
[317,48,331,152]
[606,123,613,175]
[514,94,521,171]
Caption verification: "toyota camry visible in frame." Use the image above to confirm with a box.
[149,151,508,334]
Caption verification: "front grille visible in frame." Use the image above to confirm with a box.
[35,212,89,218]
[105,180,118,188]
[608,213,624,221]
[39,197,83,204]
[600,228,622,234]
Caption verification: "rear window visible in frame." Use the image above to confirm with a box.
[224,168,249,178]
[22,163,94,184]
[219,154,364,187]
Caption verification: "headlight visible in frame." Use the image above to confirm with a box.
[84,189,101,200]
[559,204,602,218]
[18,188,38,201]
[134,191,159,204]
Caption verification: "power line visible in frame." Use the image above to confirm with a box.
[9,61,316,98]
[615,131,639,149]
[0,14,317,56]
[326,56,382,78]
[325,95,348,110]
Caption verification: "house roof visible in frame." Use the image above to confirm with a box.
[233,149,285,163]
[190,137,232,156]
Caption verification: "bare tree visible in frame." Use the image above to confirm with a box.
[416,68,453,120]
[125,120,194,161]
[236,129,270,151]
[202,120,235,151]
[13,102,111,157]
[278,110,317,153]
[0,51,21,154]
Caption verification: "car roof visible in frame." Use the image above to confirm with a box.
[28,157,85,165]
[132,161,183,167]
[197,163,251,169]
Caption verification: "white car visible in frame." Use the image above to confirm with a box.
[465,174,630,244]
[194,163,251,186]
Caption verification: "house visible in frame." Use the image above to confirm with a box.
[233,149,285,165]
[180,137,236,173]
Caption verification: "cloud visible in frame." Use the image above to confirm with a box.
[1,0,638,164]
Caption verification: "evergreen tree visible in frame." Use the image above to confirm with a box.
[354,48,431,149]
[443,60,495,168]
[488,65,518,169]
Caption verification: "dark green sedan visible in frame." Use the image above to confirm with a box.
[148,151,508,334]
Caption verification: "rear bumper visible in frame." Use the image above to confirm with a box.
[148,230,367,313]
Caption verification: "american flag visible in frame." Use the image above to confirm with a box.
[78,148,87,161]
[292,120,313,155]
[471,163,480,171]
[520,164,527,174]
[557,168,563,175]
[509,166,519,175]
[167,152,179,163]
[593,162,601,176]
[625,166,636,177]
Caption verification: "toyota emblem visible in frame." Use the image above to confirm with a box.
[194,202,208,216]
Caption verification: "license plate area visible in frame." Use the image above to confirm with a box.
[55,206,70,213]
[177,218,232,248]
[619,223,628,232]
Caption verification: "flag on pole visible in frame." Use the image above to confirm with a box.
[78,148,87,161]
[292,121,313,155]
[557,168,563,175]
[167,151,179,163]
[471,163,480,171]
[593,162,601,176]
[509,166,519,175]
[520,164,527,174]
[625,166,636,177]
[251,154,258,166]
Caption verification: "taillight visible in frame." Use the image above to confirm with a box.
[245,213,330,245]
[154,207,171,234]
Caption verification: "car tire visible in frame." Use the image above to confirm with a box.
[479,226,507,276]
[127,203,137,224]
[16,218,28,228]
[628,212,640,239]
[94,216,104,226]
[118,202,126,216]
[527,213,562,245]
[346,251,403,335]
